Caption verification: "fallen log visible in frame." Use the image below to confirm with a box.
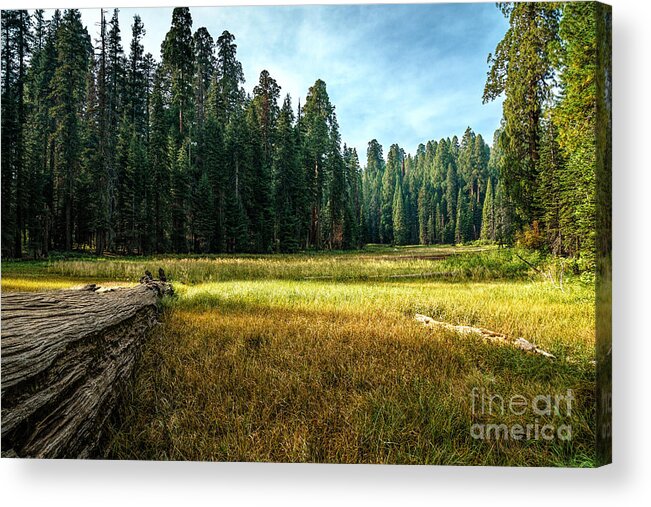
[415,313,555,359]
[1,278,173,458]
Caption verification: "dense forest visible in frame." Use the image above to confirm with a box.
[1,3,605,263]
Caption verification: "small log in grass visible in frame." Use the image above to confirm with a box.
[415,313,555,359]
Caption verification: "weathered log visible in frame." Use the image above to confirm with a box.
[1,279,173,458]
[415,313,555,359]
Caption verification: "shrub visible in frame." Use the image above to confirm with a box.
[515,221,545,250]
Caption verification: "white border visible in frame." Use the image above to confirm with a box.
[1,1,649,505]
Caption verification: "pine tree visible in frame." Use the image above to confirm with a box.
[148,68,171,252]
[214,30,245,124]
[470,133,490,238]
[245,100,273,252]
[301,79,334,249]
[417,185,430,245]
[536,116,564,254]
[128,125,148,252]
[170,138,190,252]
[427,198,437,245]
[555,1,599,261]
[212,30,247,251]
[494,179,512,247]
[273,94,302,252]
[344,147,363,249]
[88,9,112,254]
[252,70,280,168]
[325,117,346,249]
[458,126,475,193]
[434,201,443,244]
[444,163,457,244]
[250,70,280,251]
[392,181,408,245]
[192,26,215,130]
[1,10,31,256]
[380,144,402,244]
[223,107,249,252]
[23,10,53,256]
[404,153,420,244]
[193,171,215,252]
[362,139,384,243]
[203,110,225,252]
[106,8,124,147]
[114,114,134,252]
[480,177,495,241]
[454,189,471,244]
[49,9,92,251]
[161,7,194,136]
[125,15,147,135]
[483,2,561,227]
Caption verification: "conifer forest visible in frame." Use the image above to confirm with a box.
[2,3,605,262]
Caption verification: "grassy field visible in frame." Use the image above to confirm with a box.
[1,245,597,466]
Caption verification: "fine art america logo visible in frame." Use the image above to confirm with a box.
[470,387,574,441]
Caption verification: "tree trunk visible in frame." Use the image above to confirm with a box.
[1,280,172,458]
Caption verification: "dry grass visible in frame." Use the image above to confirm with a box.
[1,245,597,466]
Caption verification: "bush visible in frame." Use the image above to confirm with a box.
[515,221,545,250]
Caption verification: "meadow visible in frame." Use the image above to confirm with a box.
[1,245,597,466]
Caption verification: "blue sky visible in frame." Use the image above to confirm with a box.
[69,3,507,161]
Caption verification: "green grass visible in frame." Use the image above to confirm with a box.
[1,245,597,466]
[4,244,534,284]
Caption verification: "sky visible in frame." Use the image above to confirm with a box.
[61,3,507,162]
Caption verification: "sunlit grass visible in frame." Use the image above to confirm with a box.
[173,278,594,359]
[1,245,597,465]
[6,244,540,285]
[0,276,135,292]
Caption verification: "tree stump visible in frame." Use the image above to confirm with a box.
[1,279,173,458]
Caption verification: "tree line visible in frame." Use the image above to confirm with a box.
[361,129,510,248]
[1,7,359,256]
[483,1,610,265]
[2,4,604,261]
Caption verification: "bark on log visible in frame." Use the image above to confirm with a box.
[1,280,173,458]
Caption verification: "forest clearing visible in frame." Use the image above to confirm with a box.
[1,245,597,465]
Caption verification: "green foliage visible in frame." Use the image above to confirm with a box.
[214,30,245,124]
[380,143,402,243]
[553,2,599,264]
[417,185,430,245]
[363,139,384,243]
[484,2,561,227]
[50,9,93,251]
[161,7,194,136]
[483,2,602,263]
[454,189,471,244]
[392,181,408,245]
[1,6,603,264]
[273,94,303,252]
[192,171,215,252]
[480,177,495,241]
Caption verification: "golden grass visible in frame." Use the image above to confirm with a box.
[37,244,527,284]
[1,245,597,466]
[108,300,595,465]
[0,276,134,292]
